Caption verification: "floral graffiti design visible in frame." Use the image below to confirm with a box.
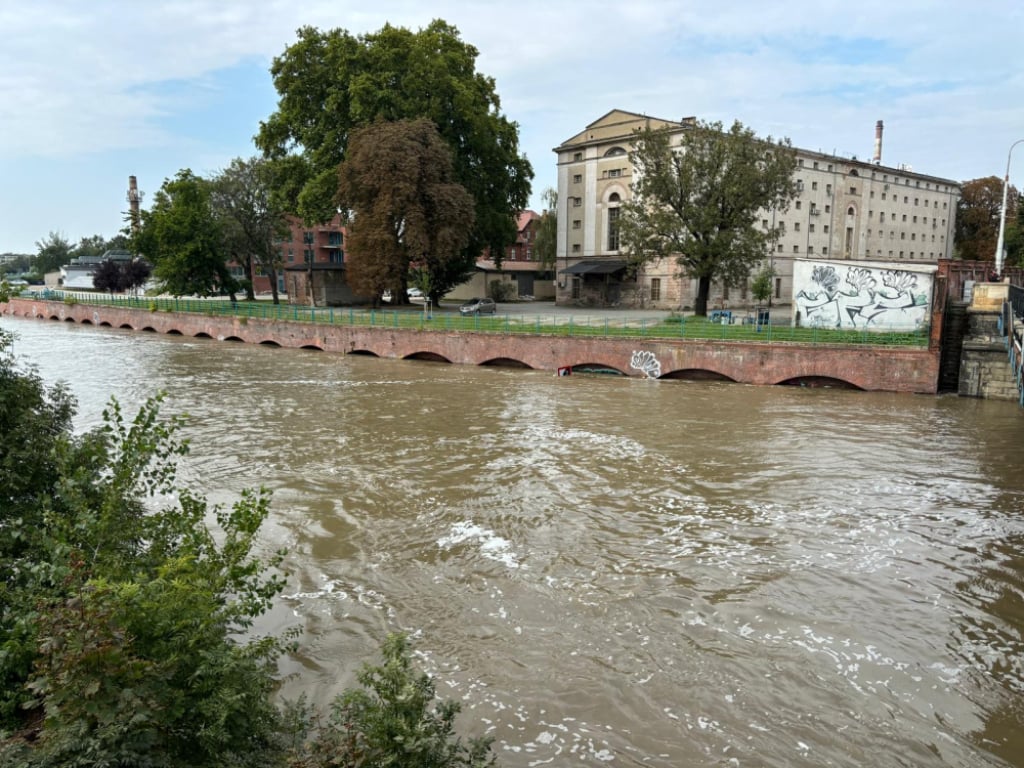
[630,350,662,378]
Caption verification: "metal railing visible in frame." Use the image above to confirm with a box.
[35,290,931,348]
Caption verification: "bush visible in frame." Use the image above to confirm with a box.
[291,633,497,768]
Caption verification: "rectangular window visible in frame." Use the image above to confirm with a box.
[328,232,343,246]
[826,184,832,195]
[822,246,828,255]
[794,222,800,232]
[850,186,857,194]
[650,278,661,302]
[573,197,582,207]
[775,277,782,298]
[608,168,621,178]
[572,219,581,229]
[809,223,815,233]
[812,181,818,190]
[573,174,582,183]
[573,152,583,161]
[762,219,769,229]
[796,200,802,210]
[823,225,829,233]
[571,277,581,299]
[329,252,344,264]
[571,243,581,253]
[824,205,831,213]
[881,192,887,200]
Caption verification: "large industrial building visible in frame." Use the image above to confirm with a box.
[553,109,961,309]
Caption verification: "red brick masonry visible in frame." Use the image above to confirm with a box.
[3,298,940,393]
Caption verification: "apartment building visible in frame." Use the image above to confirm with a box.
[554,109,960,309]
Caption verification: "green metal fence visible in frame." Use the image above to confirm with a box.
[41,291,930,348]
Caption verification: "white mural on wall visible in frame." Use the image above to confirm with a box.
[630,350,661,378]
[792,260,934,331]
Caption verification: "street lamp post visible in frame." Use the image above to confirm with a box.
[994,139,1024,278]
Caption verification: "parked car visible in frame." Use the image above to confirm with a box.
[459,297,496,315]
[408,287,424,301]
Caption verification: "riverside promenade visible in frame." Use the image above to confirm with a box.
[3,294,942,393]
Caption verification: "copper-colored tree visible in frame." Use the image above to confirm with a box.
[955,176,1019,262]
[337,119,475,304]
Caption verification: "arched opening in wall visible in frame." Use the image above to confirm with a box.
[223,336,244,342]
[119,323,133,329]
[259,340,282,347]
[481,357,532,369]
[607,192,621,251]
[660,369,737,382]
[194,332,213,338]
[777,376,862,390]
[403,352,452,364]
[300,344,324,351]
[166,329,183,335]
[140,327,157,333]
[572,362,625,376]
[99,321,112,327]
[50,315,62,321]
[348,349,379,357]
[80,319,93,325]
[63,317,75,323]
[603,146,627,157]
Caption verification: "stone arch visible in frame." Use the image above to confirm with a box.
[348,349,379,357]
[776,375,863,390]
[603,146,627,157]
[119,323,133,329]
[258,339,282,347]
[166,329,183,335]
[572,362,626,376]
[223,335,244,342]
[194,332,213,338]
[299,344,324,351]
[140,326,157,332]
[660,368,737,382]
[403,352,452,363]
[480,357,533,369]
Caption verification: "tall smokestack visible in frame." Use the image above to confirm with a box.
[126,175,143,233]
[873,120,884,165]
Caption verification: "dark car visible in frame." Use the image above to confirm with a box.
[459,297,496,315]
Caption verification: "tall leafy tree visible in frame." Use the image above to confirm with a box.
[337,119,475,303]
[33,232,73,276]
[210,157,289,304]
[533,188,558,271]
[90,257,124,295]
[619,120,797,316]
[255,19,532,274]
[133,170,237,298]
[955,176,1018,262]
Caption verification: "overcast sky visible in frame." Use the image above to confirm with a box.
[1,0,1021,255]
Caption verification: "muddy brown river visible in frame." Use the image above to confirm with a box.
[4,314,1023,767]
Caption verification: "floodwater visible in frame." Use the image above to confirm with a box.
[4,313,1024,767]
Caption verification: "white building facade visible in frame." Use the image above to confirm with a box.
[553,109,960,310]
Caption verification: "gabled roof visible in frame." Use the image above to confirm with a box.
[554,109,693,152]
[515,210,540,232]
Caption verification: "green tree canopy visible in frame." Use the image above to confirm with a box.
[955,176,1018,263]
[32,232,73,276]
[210,156,290,304]
[533,188,558,271]
[619,120,797,315]
[255,19,532,272]
[337,119,475,303]
[133,169,238,298]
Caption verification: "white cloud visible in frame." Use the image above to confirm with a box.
[1,0,1022,252]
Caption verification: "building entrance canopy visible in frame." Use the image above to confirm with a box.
[560,260,628,275]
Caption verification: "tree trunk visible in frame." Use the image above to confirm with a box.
[269,267,280,305]
[244,256,256,302]
[695,275,712,316]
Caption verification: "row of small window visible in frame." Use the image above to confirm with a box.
[872,212,946,225]
[867,231,945,242]
[283,250,345,264]
[795,160,951,193]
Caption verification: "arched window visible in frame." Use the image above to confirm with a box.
[849,169,859,177]
[847,206,856,216]
[607,193,622,251]
[604,146,627,157]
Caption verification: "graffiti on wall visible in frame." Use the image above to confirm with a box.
[794,264,931,330]
[630,350,662,378]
